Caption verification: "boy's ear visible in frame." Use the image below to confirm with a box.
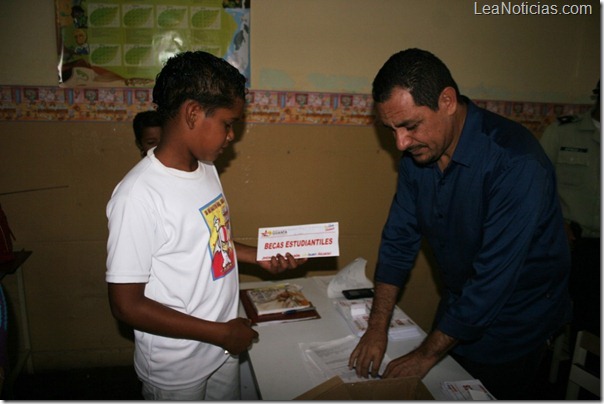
[184,100,204,130]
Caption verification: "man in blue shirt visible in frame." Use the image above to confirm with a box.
[348,48,571,400]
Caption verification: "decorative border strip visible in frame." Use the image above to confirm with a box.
[0,86,591,137]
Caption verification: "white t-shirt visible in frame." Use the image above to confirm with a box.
[106,151,239,390]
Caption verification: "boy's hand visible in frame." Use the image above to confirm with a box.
[222,317,258,355]
[232,243,307,274]
[257,253,308,274]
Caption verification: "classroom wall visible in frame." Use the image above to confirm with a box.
[0,0,599,370]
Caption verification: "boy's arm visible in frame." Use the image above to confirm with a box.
[107,282,257,355]
[234,241,307,274]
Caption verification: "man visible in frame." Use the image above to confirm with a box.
[540,82,600,341]
[349,48,571,400]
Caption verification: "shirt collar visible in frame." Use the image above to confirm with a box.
[448,96,481,169]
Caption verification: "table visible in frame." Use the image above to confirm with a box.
[240,276,474,400]
[0,250,34,384]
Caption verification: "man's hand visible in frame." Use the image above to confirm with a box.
[347,281,457,381]
[348,327,388,378]
[381,350,436,379]
[383,329,458,379]
[348,282,400,378]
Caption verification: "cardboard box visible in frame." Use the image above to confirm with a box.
[294,375,434,400]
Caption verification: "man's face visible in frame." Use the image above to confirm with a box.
[377,87,455,166]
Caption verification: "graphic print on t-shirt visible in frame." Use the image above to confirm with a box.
[200,194,235,280]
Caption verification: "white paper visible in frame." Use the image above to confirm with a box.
[349,302,367,317]
[299,335,390,383]
[441,379,496,400]
[333,298,423,341]
[257,222,339,261]
[469,389,492,400]
[326,257,373,298]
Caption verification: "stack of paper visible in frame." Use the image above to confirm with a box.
[299,335,390,384]
[333,298,423,341]
[441,380,496,400]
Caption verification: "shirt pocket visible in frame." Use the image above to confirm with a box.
[556,147,590,187]
[556,147,590,166]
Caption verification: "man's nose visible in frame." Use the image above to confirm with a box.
[394,129,413,151]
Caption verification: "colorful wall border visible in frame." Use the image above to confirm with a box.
[0,86,591,137]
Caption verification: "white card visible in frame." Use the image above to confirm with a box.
[257,222,339,261]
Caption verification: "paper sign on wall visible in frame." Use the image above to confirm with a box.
[257,222,339,261]
[54,0,250,88]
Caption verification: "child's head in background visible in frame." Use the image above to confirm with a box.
[133,110,162,158]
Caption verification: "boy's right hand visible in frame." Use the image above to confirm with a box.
[222,317,258,355]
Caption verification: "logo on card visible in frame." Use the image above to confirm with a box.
[324,223,337,232]
[261,229,287,237]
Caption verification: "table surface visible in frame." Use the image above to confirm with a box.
[240,276,473,400]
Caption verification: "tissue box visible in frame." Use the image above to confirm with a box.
[294,376,434,400]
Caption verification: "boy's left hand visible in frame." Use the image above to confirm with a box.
[258,253,308,274]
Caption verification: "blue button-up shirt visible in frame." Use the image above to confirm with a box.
[375,98,571,363]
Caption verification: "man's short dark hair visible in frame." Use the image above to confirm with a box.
[372,48,461,110]
[152,51,246,122]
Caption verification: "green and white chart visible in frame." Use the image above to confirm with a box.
[56,0,250,87]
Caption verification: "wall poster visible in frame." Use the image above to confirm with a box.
[55,0,250,88]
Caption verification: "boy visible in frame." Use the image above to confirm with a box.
[106,51,304,400]
[132,110,162,158]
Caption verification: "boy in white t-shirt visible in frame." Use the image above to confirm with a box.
[105,51,305,400]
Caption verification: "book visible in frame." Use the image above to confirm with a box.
[244,283,311,315]
[333,298,423,341]
[240,288,320,326]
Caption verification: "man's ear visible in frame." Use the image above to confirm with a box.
[183,100,204,130]
[439,87,458,115]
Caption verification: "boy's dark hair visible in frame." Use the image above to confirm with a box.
[152,51,246,122]
[133,110,162,144]
[372,48,461,111]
